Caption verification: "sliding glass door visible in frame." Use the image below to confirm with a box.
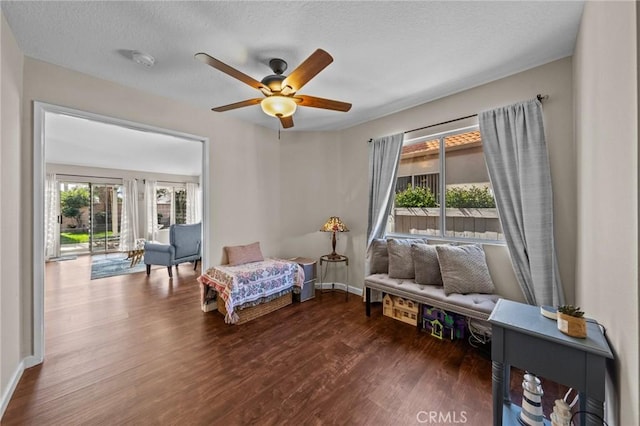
[58,182,91,255]
[58,181,122,255]
[90,184,123,253]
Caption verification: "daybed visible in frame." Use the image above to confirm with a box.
[197,242,304,324]
[364,238,519,322]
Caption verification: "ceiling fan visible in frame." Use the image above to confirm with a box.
[195,49,352,129]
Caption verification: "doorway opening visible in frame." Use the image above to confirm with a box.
[31,101,210,367]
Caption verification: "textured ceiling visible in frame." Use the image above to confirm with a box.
[2,1,584,132]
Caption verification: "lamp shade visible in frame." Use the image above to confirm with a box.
[261,96,297,118]
[320,216,349,233]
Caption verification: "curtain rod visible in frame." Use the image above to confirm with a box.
[403,113,478,135]
[143,179,193,185]
[55,173,124,181]
[368,94,548,142]
[56,175,191,185]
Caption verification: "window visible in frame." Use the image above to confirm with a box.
[395,176,412,193]
[391,125,503,241]
[156,185,187,228]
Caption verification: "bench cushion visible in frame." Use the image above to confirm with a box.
[365,273,500,320]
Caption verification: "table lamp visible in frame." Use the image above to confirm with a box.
[320,216,349,260]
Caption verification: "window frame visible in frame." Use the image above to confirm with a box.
[391,124,504,245]
[156,183,187,227]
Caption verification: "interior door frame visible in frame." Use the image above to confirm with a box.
[31,101,210,366]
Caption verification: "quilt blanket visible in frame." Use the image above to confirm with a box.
[198,259,303,324]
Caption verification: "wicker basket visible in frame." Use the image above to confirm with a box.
[217,293,292,325]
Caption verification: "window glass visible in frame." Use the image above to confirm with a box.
[175,188,187,225]
[156,185,187,227]
[156,186,173,229]
[392,138,441,237]
[391,126,503,241]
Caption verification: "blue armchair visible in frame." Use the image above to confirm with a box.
[144,223,202,277]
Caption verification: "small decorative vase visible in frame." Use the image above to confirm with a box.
[557,312,587,338]
[520,373,545,426]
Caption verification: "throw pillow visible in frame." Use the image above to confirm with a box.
[387,238,425,279]
[436,244,495,295]
[369,239,389,274]
[225,241,264,266]
[411,243,443,286]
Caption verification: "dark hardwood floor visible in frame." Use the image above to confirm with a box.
[3,256,566,425]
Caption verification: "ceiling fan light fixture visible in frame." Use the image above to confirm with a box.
[261,96,297,118]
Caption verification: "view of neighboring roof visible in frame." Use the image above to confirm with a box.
[401,130,482,157]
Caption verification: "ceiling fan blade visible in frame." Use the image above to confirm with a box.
[294,95,352,112]
[195,52,269,92]
[279,115,294,129]
[282,49,333,93]
[212,98,263,112]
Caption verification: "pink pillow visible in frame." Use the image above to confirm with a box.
[225,242,264,266]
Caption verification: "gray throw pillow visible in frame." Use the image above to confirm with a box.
[369,239,389,274]
[388,238,425,279]
[436,244,495,295]
[411,243,443,285]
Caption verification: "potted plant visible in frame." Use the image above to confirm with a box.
[557,305,587,338]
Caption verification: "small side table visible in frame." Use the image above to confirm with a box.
[319,254,349,301]
[126,238,147,268]
[489,299,613,426]
[126,249,144,267]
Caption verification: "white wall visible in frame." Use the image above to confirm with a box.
[0,11,24,417]
[278,131,345,260]
[19,56,283,360]
[280,58,575,303]
[573,2,639,424]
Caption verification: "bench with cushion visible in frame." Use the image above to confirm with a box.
[364,238,508,321]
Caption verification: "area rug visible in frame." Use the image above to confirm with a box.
[90,253,147,280]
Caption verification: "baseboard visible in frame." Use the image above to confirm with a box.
[316,282,363,296]
[1,355,42,419]
[1,359,26,419]
[24,355,43,369]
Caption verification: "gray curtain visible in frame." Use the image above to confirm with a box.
[366,133,404,249]
[479,99,564,306]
